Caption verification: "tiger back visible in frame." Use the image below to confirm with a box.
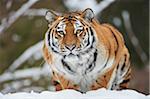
[43,8,131,92]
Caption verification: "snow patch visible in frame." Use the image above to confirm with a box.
[0,88,149,99]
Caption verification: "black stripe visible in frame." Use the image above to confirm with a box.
[72,16,78,20]
[109,29,119,55]
[48,29,59,53]
[54,22,60,29]
[61,59,75,74]
[52,30,56,47]
[85,28,90,47]
[120,86,127,89]
[85,50,97,73]
[84,27,95,51]
[80,21,85,26]
[103,25,119,55]
[83,28,95,54]
[97,56,109,73]
[93,50,98,62]
[48,29,51,46]
[120,79,130,85]
[121,55,126,71]
[48,29,59,54]
[89,27,94,36]
[53,80,60,86]
[116,64,119,69]
[51,47,58,53]
[89,27,96,48]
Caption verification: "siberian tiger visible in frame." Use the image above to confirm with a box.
[43,8,131,93]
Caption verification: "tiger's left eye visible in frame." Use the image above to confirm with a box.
[57,30,64,35]
[76,29,83,34]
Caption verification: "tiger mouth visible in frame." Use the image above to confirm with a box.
[65,52,79,58]
[68,53,75,56]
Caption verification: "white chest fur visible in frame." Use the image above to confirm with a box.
[46,39,114,92]
[51,47,109,92]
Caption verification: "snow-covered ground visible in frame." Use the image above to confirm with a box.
[0,88,149,99]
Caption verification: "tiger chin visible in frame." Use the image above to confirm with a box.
[43,8,131,93]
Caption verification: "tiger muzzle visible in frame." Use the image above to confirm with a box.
[65,44,76,51]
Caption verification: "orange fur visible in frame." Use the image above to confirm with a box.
[43,9,131,92]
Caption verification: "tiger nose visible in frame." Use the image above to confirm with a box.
[65,44,76,51]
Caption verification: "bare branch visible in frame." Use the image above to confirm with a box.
[0,0,39,34]
[7,41,43,72]
[0,63,51,83]
[24,8,48,16]
[122,10,148,65]
[63,0,115,15]
[6,0,13,10]
[96,0,115,15]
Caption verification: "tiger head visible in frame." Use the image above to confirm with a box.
[45,8,97,56]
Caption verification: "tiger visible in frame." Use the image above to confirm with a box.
[42,8,131,93]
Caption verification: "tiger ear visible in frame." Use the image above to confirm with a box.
[81,8,94,22]
[45,10,59,23]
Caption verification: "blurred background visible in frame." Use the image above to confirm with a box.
[0,0,149,94]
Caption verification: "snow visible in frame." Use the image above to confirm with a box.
[0,63,50,83]
[7,40,43,72]
[63,0,115,15]
[0,0,39,34]
[0,88,149,99]
[24,8,48,16]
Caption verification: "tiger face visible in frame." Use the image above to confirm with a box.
[45,9,96,56]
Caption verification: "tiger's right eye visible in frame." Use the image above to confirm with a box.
[57,26,64,35]
[57,30,64,35]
